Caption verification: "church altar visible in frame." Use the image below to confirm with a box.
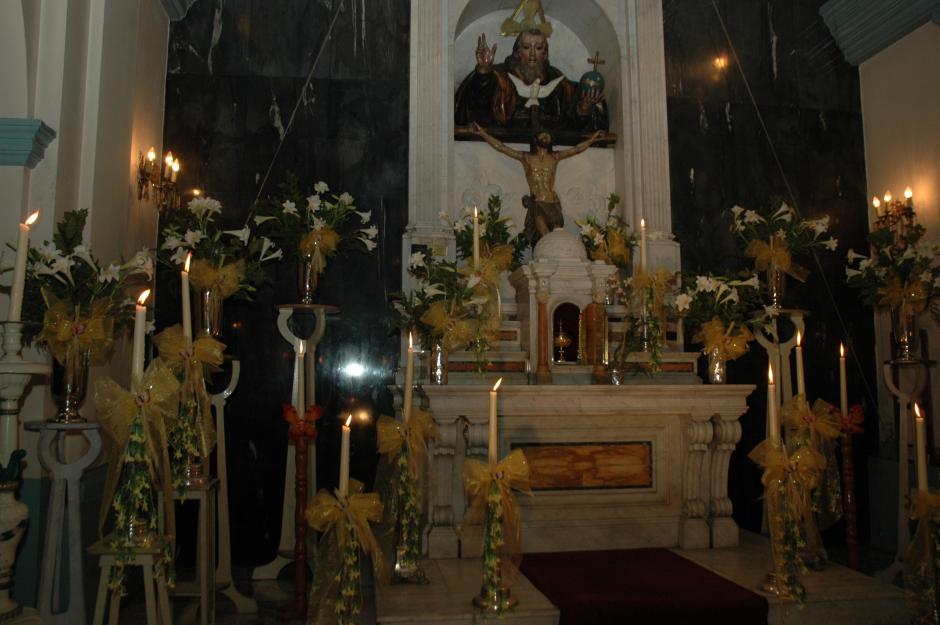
[413,382,752,557]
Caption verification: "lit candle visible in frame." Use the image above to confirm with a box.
[915,403,928,492]
[131,289,150,382]
[339,414,352,497]
[839,343,848,418]
[296,339,306,413]
[767,365,779,448]
[472,206,480,271]
[904,186,913,207]
[488,378,503,464]
[163,151,174,178]
[170,159,180,183]
[639,218,648,271]
[403,332,414,422]
[795,331,805,397]
[883,190,892,205]
[7,210,39,322]
[872,196,881,216]
[182,253,192,340]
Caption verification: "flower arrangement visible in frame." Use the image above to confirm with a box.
[159,195,278,300]
[675,274,761,361]
[253,174,377,280]
[845,199,940,321]
[576,193,638,273]
[20,209,152,361]
[729,200,837,290]
[443,194,527,271]
[610,268,679,372]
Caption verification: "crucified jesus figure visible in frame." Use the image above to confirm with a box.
[471,122,605,245]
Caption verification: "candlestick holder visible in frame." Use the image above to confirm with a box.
[392,441,427,584]
[472,479,518,614]
[0,321,51,624]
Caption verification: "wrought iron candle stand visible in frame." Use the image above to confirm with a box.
[0,321,50,625]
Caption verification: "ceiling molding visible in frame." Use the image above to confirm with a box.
[820,0,940,65]
[158,0,198,21]
[0,118,57,169]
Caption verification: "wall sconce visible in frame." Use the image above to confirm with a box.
[137,146,182,210]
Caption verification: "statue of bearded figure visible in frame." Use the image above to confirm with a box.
[455,29,608,135]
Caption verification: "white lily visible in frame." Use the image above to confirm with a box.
[183,229,204,246]
[282,200,298,216]
[224,226,251,246]
[356,210,371,223]
[162,235,184,251]
[314,181,329,194]
[99,263,121,283]
[339,192,354,205]
[253,215,276,225]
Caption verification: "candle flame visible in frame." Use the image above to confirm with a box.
[164,151,174,166]
[137,289,151,305]
[767,365,774,385]
[915,403,922,419]
[473,206,478,219]
[796,331,801,346]
[883,190,892,204]
[146,147,157,162]
[493,378,503,391]
[171,159,180,173]
[184,252,192,272]
[297,340,305,355]
[872,196,881,208]
[25,210,39,226]
[640,218,646,229]
[408,331,413,349]
[192,188,202,197]
[905,186,913,200]
[840,342,845,358]
[345,414,352,427]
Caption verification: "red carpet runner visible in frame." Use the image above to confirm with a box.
[520,548,769,625]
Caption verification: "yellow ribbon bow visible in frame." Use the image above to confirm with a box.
[781,396,841,443]
[631,268,677,323]
[463,450,532,579]
[745,236,811,282]
[299,226,340,278]
[305,480,384,571]
[693,317,752,362]
[606,229,631,268]
[93,361,180,543]
[420,300,478,352]
[879,275,928,314]
[37,296,114,365]
[376,408,441,480]
[188,258,245,299]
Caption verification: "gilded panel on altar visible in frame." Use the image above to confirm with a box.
[514,441,652,490]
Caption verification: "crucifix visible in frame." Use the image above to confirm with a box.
[587,51,606,71]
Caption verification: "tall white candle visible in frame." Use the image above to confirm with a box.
[339,414,352,497]
[472,206,481,271]
[132,289,150,382]
[296,339,306,413]
[795,331,806,397]
[639,218,648,271]
[767,365,779,448]
[488,378,503,464]
[839,343,848,417]
[8,210,39,322]
[182,253,192,340]
[915,403,928,492]
[403,332,414,422]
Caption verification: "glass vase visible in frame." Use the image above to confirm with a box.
[766,267,786,309]
[705,347,727,384]
[298,252,318,305]
[429,340,448,385]
[891,307,917,362]
[194,286,224,338]
[51,345,90,423]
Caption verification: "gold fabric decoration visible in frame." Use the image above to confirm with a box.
[463,450,532,579]
[692,317,753,361]
[38,296,114,365]
[420,300,478,352]
[879,276,928,314]
[188,258,245,299]
[376,407,440,480]
[746,236,810,282]
[93,361,180,543]
[299,226,340,278]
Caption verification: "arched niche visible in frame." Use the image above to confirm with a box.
[451,0,623,241]
[551,301,582,363]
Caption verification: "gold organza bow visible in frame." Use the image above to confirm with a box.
[590,230,631,268]
[188,258,245,299]
[631,268,677,324]
[463,450,532,579]
[692,317,753,361]
[745,236,810,282]
[376,408,440,480]
[153,324,225,455]
[879,275,928,314]
[93,361,180,542]
[305,480,386,624]
[749,441,824,507]
[912,491,940,522]
[420,300,478,352]
[299,227,340,276]
[781,396,841,443]
[37,296,114,365]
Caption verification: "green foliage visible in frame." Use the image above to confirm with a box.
[729,198,837,257]
[576,193,638,273]
[676,273,763,337]
[448,194,527,271]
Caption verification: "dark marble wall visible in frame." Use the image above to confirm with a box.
[162,0,409,564]
[664,0,877,540]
